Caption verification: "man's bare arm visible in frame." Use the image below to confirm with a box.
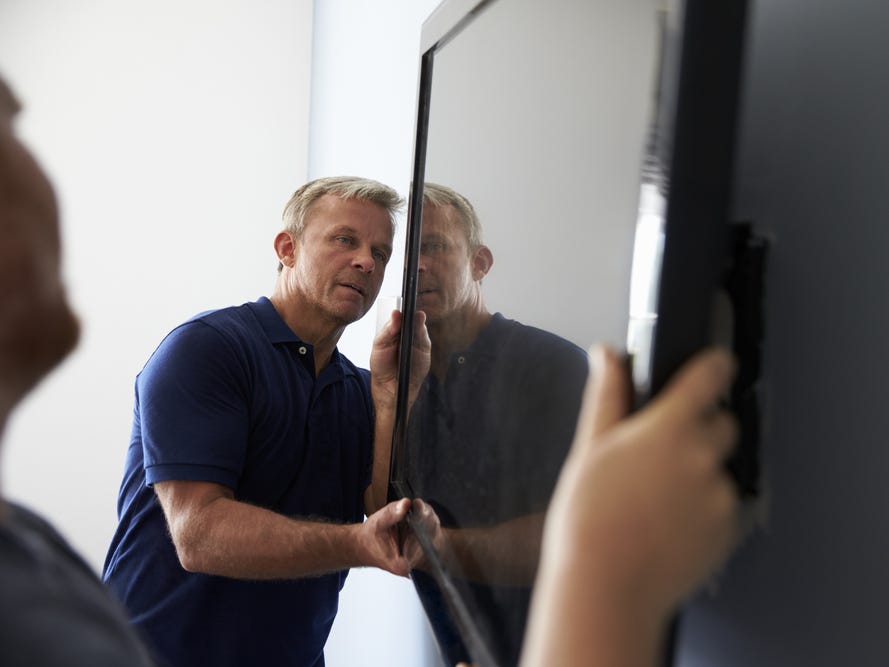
[155,480,411,579]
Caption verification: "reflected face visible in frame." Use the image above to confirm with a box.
[287,194,394,326]
[0,76,80,408]
[416,204,483,324]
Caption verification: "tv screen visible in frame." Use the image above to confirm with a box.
[389,1,748,664]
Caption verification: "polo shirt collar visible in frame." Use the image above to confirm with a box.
[251,296,299,344]
[249,297,356,378]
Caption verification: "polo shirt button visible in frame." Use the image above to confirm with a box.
[298,346,308,355]
[457,356,466,364]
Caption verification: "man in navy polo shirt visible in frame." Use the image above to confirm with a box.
[103,176,429,667]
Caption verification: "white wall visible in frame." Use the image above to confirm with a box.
[308,2,444,665]
[0,0,313,568]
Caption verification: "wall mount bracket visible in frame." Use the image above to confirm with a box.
[722,221,769,499]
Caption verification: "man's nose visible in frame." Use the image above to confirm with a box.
[353,249,376,273]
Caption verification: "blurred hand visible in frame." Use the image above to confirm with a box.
[521,345,740,667]
[548,345,740,615]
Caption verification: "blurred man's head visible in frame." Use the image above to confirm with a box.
[0,75,80,429]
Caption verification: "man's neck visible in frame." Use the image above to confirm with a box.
[268,294,345,376]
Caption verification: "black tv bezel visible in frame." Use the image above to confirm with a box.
[636,0,749,404]
[388,0,750,664]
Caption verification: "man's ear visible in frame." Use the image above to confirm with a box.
[274,231,297,268]
[471,245,494,281]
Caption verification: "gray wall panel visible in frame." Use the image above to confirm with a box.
[678,1,889,665]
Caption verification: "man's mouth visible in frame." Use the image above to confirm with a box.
[341,282,366,296]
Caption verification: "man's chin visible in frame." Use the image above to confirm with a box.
[332,303,369,326]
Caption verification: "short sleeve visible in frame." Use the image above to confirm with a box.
[137,321,250,489]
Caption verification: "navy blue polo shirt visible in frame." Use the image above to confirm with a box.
[103,298,374,667]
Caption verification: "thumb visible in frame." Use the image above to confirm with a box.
[388,497,410,523]
[377,308,403,342]
[586,345,631,437]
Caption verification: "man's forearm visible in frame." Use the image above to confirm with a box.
[171,495,365,580]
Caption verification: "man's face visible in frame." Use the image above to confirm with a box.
[286,194,394,327]
[417,204,485,324]
[0,76,79,405]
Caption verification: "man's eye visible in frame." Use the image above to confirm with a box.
[373,251,389,263]
[335,236,353,245]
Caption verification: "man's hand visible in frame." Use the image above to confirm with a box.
[355,498,412,577]
[369,309,431,411]
[402,498,445,572]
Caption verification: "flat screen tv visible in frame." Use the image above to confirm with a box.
[388,1,750,665]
